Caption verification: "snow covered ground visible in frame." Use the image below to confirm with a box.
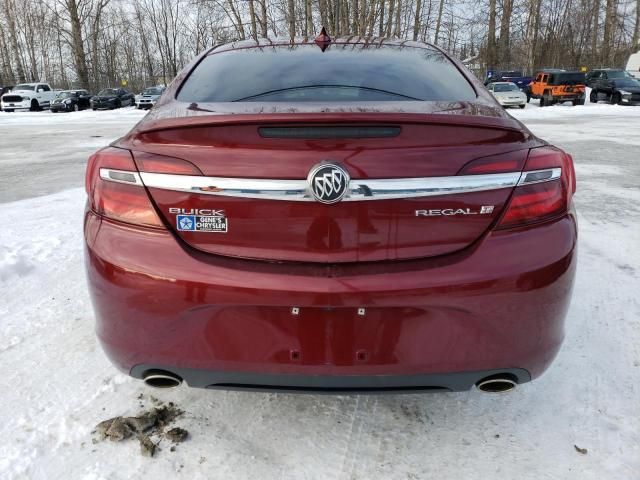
[0,108,145,203]
[0,103,639,479]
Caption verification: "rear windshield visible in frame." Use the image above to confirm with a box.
[177,44,477,103]
[494,83,519,92]
[548,73,585,85]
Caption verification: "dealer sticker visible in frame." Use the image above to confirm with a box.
[176,214,228,233]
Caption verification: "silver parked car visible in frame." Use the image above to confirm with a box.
[487,82,527,109]
[135,86,165,110]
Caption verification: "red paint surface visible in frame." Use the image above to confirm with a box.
[85,211,576,379]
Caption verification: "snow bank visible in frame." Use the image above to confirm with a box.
[510,97,640,147]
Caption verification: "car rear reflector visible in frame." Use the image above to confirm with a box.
[497,146,575,229]
[85,147,164,228]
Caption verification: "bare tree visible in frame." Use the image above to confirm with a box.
[498,0,513,65]
[412,0,422,40]
[434,0,446,45]
[248,0,258,39]
[288,0,295,37]
[486,0,497,66]
[601,0,616,63]
[62,0,90,88]
[632,0,639,50]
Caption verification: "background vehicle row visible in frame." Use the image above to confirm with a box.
[486,67,640,107]
[1,85,166,112]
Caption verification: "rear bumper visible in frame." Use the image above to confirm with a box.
[552,94,584,101]
[130,365,530,393]
[85,211,577,391]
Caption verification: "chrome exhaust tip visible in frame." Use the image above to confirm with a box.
[143,370,182,389]
[476,375,517,393]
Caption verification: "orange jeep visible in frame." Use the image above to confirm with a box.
[527,70,586,106]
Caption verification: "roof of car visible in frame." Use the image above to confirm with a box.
[491,82,517,85]
[208,37,439,55]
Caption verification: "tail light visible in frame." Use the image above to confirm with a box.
[85,147,164,228]
[458,146,576,229]
[497,146,575,229]
[86,148,204,228]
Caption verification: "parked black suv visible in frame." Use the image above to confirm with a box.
[50,90,92,112]
[590,76,640,105]
[585,69,632,88]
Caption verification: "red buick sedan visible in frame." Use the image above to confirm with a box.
[84,36,577,394]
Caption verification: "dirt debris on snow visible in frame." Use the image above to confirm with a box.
[97,417,134,442]
[574,445,588,455]
[165,427,189,443]
[93,397,187,457]
[125,411,157,433]
[138,434,157,457]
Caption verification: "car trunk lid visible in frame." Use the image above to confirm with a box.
[128,114,535,263]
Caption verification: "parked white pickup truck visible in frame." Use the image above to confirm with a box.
[1,82,56,111]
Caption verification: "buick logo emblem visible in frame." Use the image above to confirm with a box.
[308,163,350,204]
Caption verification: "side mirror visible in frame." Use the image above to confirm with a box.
[37,88,44,93]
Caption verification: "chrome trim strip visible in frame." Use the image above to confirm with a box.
[99,168,143,186]
[141,172,312,201]
[348,172,520,200]
[139,171,523,201]
[517,168,562,186]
